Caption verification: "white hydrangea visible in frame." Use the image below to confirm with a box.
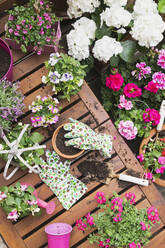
[130,13,165,48]
[67,0,100,18]
[92,36,123,63]
[72,17,97,40]
[133,0,158,19]
[100,6,132,28]
[67,29,90,61]
[117,27,126,34]
[104,0,127,7]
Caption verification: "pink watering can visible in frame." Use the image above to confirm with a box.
[21,183,55,214]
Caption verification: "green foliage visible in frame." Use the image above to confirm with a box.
[158,0,165,13]
[43,53,87,101]
[120,40,141,63]
[0,123,44,169]
[0,182,41,221]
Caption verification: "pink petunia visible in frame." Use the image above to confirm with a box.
[7,210,19,221]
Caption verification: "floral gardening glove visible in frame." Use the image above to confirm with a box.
[64,118,113,158]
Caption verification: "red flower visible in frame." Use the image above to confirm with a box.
[162,148,165,156]
[106,73,124,91]
[160,138,165,143]
[123,83,142,98]
[144,81,159,94]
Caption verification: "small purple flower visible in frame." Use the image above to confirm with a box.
[20,184,28,191]
[61,73,73,82]
[9,15,14,21]
[49,71,60,84]
[7,210,19,221]
[8,28,13,33]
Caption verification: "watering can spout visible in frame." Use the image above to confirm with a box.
[37,198,56,214]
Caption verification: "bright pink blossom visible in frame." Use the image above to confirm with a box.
[142,108,160,126]
[144,81,159,94]
[156,166,165,174]
[137,154,144,163]
[7,210,19,221]
[16,24,21,30]
[9,15,14,21]
[23,29,28,34]
[85,213,94,226]
[118,120,137,140]
[152,72,165,90]
[14,31,19,36]
[144,172,153,180]
[157,49,165,69]
[147,206,159,224]
[129,242,137,248]
[123,83,142,98]
[106,73,124,91]
[118,95,133,110]
[99,241,104,247]
[95,192,106,204]
[135,62,151,80]
[125,192,136,204]
[140,221,147,231]
[158,156,165,165]
[8,28,13,33]
[75,219,87,231]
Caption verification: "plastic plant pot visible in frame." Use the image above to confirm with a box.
[45,223,72,248]
[0,38,13,81]
[52,123,84,159]
[139,124,165,187]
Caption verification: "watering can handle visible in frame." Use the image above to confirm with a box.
[3,155,19,180]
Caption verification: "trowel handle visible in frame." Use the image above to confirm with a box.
[119,174,149,186]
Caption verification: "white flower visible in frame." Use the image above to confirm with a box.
[67,29,90,61]
[117,27,126,34]
[0,144,3,150]
[77,79,84,87]
[130,13,165,48]
[104,0,127,7]
[48,57,59,66]
[72,17,97,40]
[132,0,158,19]
[100,6,132,28]
[32,105,43,113]
[92,36,123,63]
[31,207,40,216]
[42,75,47,84]
[48,71,60,84]
[36,95,41,100]
[67,0,100,18]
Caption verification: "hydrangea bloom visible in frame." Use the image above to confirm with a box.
[152,72,165,90]
[142,108,160,126]
[132,0,158,19]
[104,0,127,7]
[123,83,142,98]
[100,6,132,28]
[118,95,133,110]
[157,49,165,69]
[118,120,138,140]
[106,73,124,91]
[92,36,123,63]
[72,17,97,40]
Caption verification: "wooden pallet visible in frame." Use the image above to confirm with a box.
[0,13,165,248]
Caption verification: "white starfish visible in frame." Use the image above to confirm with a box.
[0,124,46,180]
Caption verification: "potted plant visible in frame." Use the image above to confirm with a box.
[0,78,24,131]
[29,95,61,127]
[42,52,87,101]
[76,191,160,248]
[0,38,13,81]
[52,123,84,159]
[5,0,61,55]
[0,182,41,221]
[138,124,165,185]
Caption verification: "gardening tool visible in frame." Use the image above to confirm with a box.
[78,160,149,186]
[157,100,165,133]
[63,118,113,158]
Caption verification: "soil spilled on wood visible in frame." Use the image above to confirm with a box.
[0,47,11,79]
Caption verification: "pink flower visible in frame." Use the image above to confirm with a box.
[106,239,110,243]
[85,213,94,226]
[46,24,51,29]
[21,19,26,25]
[8,15,14,21]
[106,73,124,91]
[137,243,141,248]
[46,37,51,42]
[118,95,133,110]
[152,72,165,90]
[105,245,109,248]
[142,108,160,126]
[135,62,151,80]
[144,81,159,94]
[144,172,153,180]
[125,192,136,204]
[7,210,19,221]
[75,219,87,231]
[27,200,37,205]
[8,28,13,33]
[140,221,147,231]
[118,120,137,140]
[156,166,165,174]
[124,83,142,98]
[23,29,28,34]
[157,49,165,69]
[29,25,33,30]
[129,242,137,248]
[95,192,106,204]
[147,206,159,223]
[158,156,165,165]
[0,192,7,200]
[137,154,144,163]
[14,31,19,36]
[40,28,44,35]
[20,184,28,191]
[99,241,104,247]
[16,24,21,30]
[40,0,44,5]
[37,50,42,55]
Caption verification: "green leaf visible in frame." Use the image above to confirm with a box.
[110,56,119,67]
[33,156,42,165]
[158,0,165,13]
[120,40,139,63]
[30,132,44,144]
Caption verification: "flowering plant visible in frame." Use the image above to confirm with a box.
[42,52,87,101]
[101,45,165,140]
[76,191,159,248]
[29,95,60,127]
[138,136,165,181]
[66,0,165,68]
[0,182,41,221]
[0,78,24,131]
[5,0,60,54]
[0,123,44,169]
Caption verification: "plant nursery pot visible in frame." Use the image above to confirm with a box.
[0,38,13,81]
[139,124,165,187]
[45,223,72,248]
[52,123,84,159]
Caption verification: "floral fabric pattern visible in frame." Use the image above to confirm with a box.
[39,150,87,210]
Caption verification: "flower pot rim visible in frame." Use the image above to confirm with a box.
[139,124,165,187]
[52,123,84,159]
[0,38,13,81]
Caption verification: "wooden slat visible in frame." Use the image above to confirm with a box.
[146,229,165,248]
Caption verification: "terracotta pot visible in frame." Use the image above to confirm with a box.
[0,38,13,81]
[139,124,165,187]
[52,123,84,159]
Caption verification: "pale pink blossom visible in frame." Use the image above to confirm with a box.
[158,156,165,165]
[20,184,28,191]
[152,72,165,90]
[135,62,151,80]
[0,192,7,200]
[118,120,137,140]
[7,210,19,221]
[27,200,37,206]
[157,49,165,69]
[118,95,133,110]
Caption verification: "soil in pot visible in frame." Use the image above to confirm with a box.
[0,47,11,79]
[56,126,82,156]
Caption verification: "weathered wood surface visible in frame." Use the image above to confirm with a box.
[0,13,165,248]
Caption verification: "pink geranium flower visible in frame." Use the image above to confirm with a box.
[135,62,151,80]
[129,242,137,248]
[123,83,142,98]
[158,156,165,165]
[144,81,159,94]
[152,72,165,90]
[118,95,133,110]
[95,192,106,204]
[142,108,160,126]
[118,120,137,140]
[106,73,124,91]
[157,49,165,69]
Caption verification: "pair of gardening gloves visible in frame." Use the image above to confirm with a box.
[63,118,113,158]
[39,150,87,210]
